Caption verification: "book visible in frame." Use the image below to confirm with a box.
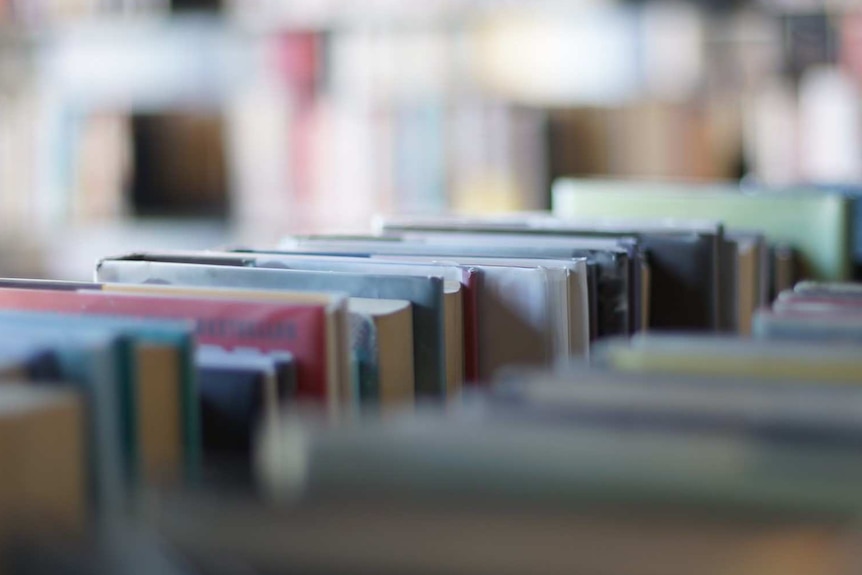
[774,292,862,314]
[724,232,766,335]
[493,365,862,445]
[0,385,87,538]
[255,406,862,517]
[0,330,129,522]
[194,346,283,459]
[593,334,862,385]
[151,488,862,575]
[348,298,414,405]
[771,243,799,298]
[801,184,862,278]
[754,309,862,344]
[0,310,196,485]
[96,257,447,399]
[374,215,723,331]
[373,254,590,365]
[794,281,862,298]
[277,234,630,338]
[552,179,852,281]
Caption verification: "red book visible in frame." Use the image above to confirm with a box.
[458,268,480,385]
[0,288,339,404]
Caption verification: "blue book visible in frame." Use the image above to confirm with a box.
[0,328,129,524]
[195,346,294,458]
[0,311,199,483]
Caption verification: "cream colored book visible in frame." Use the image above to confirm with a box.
[374,254,589,363]
[596,334,862,384]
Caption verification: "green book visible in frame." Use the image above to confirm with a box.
[552,179,852,281]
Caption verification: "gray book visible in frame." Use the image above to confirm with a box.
[96,257,447,399]
[793,281,862,298]
[493,365,862,444]
[753,309,862,344]
[274,235,630,339]
[150,490,862,575]
[721,231,768,335]
[374,216,722,331]
[256,406,862,517]
[233,250,589,371]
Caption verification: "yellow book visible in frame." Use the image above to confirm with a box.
[443,281,464,397]
[348,298,414,406]
[136,343,183,484]
[734,236,760,336]
[597,334,862,384]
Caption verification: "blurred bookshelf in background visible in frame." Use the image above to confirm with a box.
[0,0,857,278]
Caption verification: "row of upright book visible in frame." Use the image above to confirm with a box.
[2,178,862,573]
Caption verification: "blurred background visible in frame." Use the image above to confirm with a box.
[0,0,854,279]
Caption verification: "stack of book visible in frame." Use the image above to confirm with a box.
[4,178,862,573]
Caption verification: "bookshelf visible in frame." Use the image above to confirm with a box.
[0,0,854,280]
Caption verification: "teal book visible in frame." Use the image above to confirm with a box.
[0,311,199,482]
[0,328,129,523]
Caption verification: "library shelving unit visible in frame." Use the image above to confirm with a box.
[0,0,855,279]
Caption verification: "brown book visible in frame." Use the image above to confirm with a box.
[0,385,87,537]
[348,298,415,406]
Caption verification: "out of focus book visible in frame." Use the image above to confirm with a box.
[552,179,851,282]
